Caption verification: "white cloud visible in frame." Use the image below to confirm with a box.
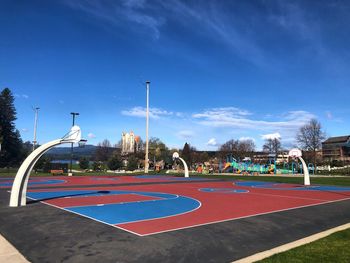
[21,128,28,132]
[121,105,317,150]
[261,133,281,140]
[324,110,343,123]
[121,106,173,119]
[239,136,255,142]
[65,0,164,39]
[206,138,217,146]
[14,94,29,99]
[177,130,195,139]
[325,111,333,120]
[87,133,96,139]
[193,107,315,131]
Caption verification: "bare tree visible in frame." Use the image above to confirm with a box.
[94,139,113,162]
[238,139,256,159]
[296,119,326,166]
[263,138,281,158]
[219,139,255,160]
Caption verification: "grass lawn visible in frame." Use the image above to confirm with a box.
[258,228,350,263]
[1,169,350,186]
[195,174,350,186]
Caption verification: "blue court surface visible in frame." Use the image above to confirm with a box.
[0,179,66,187]
[26,189,201,225]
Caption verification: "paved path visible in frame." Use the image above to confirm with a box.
[0,235,29,263]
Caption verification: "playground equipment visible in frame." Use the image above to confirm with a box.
[222,158,275,174]
[221,152,314,177]
[10,126,86,207]
[288,148,310,186]
[173,152,189,178]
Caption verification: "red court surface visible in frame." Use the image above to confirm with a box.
[0,175,211,188]
[46,193,162,207]
[27,179,350,236]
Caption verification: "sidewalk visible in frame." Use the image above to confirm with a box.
[0,234,29,263]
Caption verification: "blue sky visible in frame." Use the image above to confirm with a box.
[1,0,350,150]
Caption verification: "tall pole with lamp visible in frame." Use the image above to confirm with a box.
[69,112,79,176]
[32,107,40,151]
[144,81,150,173]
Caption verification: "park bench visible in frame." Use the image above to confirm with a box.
[50,169,64,175]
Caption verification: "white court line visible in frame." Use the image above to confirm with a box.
[246,192,332,202]
[25,190,201,236]
[231,182,350,202]
[55,193,166,208]
[115,196,201,225]
[132,196,350,236]
[23,187,350,237]
[26,195,143,236]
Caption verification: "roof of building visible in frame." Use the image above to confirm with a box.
[322,135,350,144]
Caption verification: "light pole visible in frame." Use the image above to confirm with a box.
[144,81,150,174]
[32,107,40,151]
[69,112,79,176]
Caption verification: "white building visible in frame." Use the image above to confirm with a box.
[121,131,141,154]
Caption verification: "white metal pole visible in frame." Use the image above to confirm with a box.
[32,107,39,151]
[145,81,150,174]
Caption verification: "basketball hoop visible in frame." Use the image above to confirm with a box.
[78,139,87,148]
[172,152,180,160]
[288,148,302,158]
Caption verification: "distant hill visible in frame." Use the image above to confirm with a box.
[44,144,99,159]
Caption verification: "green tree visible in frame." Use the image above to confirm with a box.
[79,157,89,170]
[34,156,52,172]
[127,155,138,171]
[107,154,122,170]
[92,161,103,171]
[148,137,169,162]
[0,88,24,167]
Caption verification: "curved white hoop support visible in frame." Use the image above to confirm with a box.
[172,152,189,178]
[298,157,310,186]
[10,126,83,207]
[288,148,310,186]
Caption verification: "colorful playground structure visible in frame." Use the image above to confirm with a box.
[221,154,315,175]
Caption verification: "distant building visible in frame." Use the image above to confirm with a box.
[253,152,289,164]
[121,131,141,154]
[322,135,350,161]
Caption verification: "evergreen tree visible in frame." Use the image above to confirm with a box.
[0,88,24,167]
[79,157,90,170]
[182,142,192,165]
[107,154,122,170]
[127,155,138,171]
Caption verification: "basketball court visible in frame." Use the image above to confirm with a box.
[0,175,350,262]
